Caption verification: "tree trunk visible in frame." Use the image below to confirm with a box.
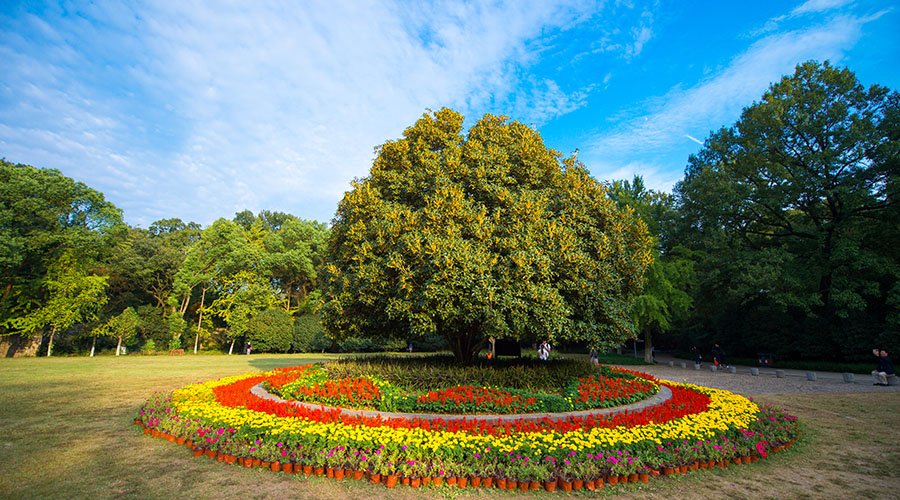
[116,336,123,356]
[46,325,56,357]
[643,327,653,363]
[443,325,482,365]
[90,336,96,357]
[228,338,235,355]
[194,287,206,354]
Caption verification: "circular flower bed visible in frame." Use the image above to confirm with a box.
[136,362,801,491]
[265,361,659,414]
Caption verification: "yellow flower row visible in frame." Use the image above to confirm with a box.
[169,369,759,458]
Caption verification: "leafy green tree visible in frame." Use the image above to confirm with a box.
[206,270,281,354]
[292,313,331,352]
[610,177,693,362]
[247,308,293,352]
[321,108,652,363]
[91,306,140,356]
[7,250,108,356]
[1,159,121,332]
[675,61,899,359]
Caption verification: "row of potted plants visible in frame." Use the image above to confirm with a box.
[137,417,797,491]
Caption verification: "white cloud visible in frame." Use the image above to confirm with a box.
[1,0,603,226]
[582,12,870,191]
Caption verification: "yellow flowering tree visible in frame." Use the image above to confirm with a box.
[321,108,652,363]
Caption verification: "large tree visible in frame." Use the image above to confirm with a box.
[0,160,121,331]
[321,109,652,363]
[675,61,899,359]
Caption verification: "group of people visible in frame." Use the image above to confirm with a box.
[690,344,728,368]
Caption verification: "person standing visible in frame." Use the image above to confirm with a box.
[713,344,728,368]
[246,342,252,355]
[872,349,895,386]
[691,346,702,367]
[539,340,551,361]
[589,348,599,365]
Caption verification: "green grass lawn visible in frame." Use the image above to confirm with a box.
[1,353,897,500]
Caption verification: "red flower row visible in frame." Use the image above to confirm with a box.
[417,385,542,413]
[210,367,710,436]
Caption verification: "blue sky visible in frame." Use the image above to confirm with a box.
[2,0,897,227]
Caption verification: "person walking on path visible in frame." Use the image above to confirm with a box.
[713,344,728,369]
[691,346,702,367]
[872,349,895,385]
[246,342,252,355]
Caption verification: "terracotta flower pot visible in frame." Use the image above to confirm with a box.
[690,462,699,470]
[410,478,421,487]
[432,477,442,487]
[151,430,159,437]
[559,479,572,492]
[352,470,364,480]
[314,467,324,476]
[176,437,185,445]
[252,459,261,467]
[594,478,604,489]
[608,475,619,485]
[302,465,312,475]
[507,480,517,490]
[629,474,639,483]
[243,458,253,468]
[519,481,529,491]
[470,477,481,487]
[458,477,468,488]
[205,449,216,459]
[751,456,759,463]
[733,458,742,466]
[530,481,540,490]
[717,460,726,468]
[651,468,661,475]
[495,478,505,489]
[573,479,584,490]
[192,448,204,458]
[742,456,751,464]
[482,477,493,488]
[640,473,649,483]
[333,469,343,479]
[269,462,280,472]
[369,473,381,484]
[544,479,557,492]
[680,465,688,474]
[447,477,457,486]
[282,463,293,473]
[326,468,334,478]
[422,477,432,486]
[385,475,398,488]
[707,460,715,468]
[143,428,151,435]
[185,440,193,448]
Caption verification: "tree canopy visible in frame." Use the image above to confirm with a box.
[321,108,652,363]
[673,61,899,359]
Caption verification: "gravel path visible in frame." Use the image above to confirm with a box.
[613,353,900,395]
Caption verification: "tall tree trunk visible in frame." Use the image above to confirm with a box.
[46,325,56,357]
[116,336,122,356]
[228,338,235,355]
[643,326,653,363]
[90,336,96,357]
[194,287,206,354]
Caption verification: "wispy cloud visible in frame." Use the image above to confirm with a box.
[0,0,601,226]
[582,10,872,190]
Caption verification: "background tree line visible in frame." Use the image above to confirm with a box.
[2,60,897,362]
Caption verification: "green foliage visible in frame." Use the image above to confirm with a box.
[92,306,140,354]
[674,61,900,360]
[0,159,121,330]
[6,250,109,355]
[292,313,331,352]
[322,108,652,363]
[247,308,293,353]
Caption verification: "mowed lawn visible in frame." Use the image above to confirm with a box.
[1,354,898,500]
